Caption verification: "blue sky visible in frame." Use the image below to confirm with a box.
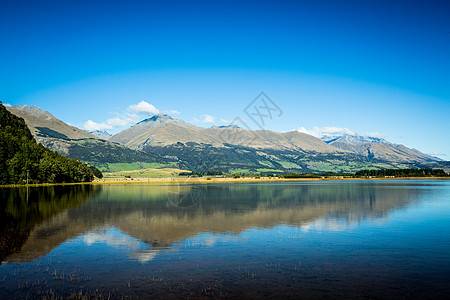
[1,0,449,158]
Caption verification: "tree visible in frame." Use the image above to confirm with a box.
[0,102,95,184]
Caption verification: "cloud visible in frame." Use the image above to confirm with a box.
[202,114,215,124]
[128,100,161,115]
[296,126,356,138]
[3,103,12,107]
[167,110,181,115]
[83,114,139,132]
[82,230,140,249]
[366,132,388,139]
[83,120,113,131]
[82,101,181,132]
[219,118,233,124]
[193,114,216,124]
[130,250,161,264]
[301,217,356,232]
[427,152,447,157]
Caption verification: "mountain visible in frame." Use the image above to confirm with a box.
[90,130,112,140]
[0,103,94,184]
[6,106,180,172]
[107,114,374,172]
[7,105,445,174]
[108,114,443,173]
[7,105,98,141]
[109,115,221,148]
[110,114,345,153]
[324,134,440,164]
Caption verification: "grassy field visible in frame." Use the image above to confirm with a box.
[102,167,191,179]
[98,162,176,172]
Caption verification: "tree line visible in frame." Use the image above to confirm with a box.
[355,168,448,177]
[0,103,101,185]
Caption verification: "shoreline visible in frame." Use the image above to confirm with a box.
[94,176,450,185]
[1,176,449,188]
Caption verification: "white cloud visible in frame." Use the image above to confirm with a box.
[428,152,447,157]
[83,120,113,131]
[167,110,181,115]
[128,100,161,115]
[82,230,140,249]
[83,114,139,132]
[107,116,132,127]
[296,126,356,138]
[130,250,161,263]
[202,114,215,124]
[82,101,182,132]
[3,103,12,107]
[219,118,233,124]
[192,114,216,124]
[366,132,388,139]
[301,217,355,232]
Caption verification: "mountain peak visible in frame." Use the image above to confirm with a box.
[322,134,392,146]
[337,134,392,146]
[211,124,241,129]
[7,104,99,141]
[90,130,112,140]
[137,114,173,125]
[11,104,55,120]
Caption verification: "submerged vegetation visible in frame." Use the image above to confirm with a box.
[0,103,99,184]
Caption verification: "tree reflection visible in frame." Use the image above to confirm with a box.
[0,185,99,261]
[1,181,426,262]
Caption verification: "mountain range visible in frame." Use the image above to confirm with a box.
[6,105,447,174]
[6,105,179,172]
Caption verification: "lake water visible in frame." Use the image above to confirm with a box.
[1,180,449,299]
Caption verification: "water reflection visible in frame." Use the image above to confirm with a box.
[1,181,424,262]
[0,185,99,262]
[1,180,449,299]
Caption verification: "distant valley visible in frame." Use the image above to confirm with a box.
[7,105,447,174]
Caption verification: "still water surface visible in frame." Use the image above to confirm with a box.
[1,180,449,299]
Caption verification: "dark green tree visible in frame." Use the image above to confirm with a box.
[0,102,95,184]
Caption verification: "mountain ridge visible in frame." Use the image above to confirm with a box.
[109,114,348,154]
[7,105,98,141]
[6,104,445,173]
[325,134,439,163]
[6,106,180,172]
[0,103,95,184]
[90,130,112,140]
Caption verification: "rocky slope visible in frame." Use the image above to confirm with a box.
[7,105,444,173]
[7,106,179,171]
[7,105,98,142]
[110,114,346,154]
[90,130,112,140]
[324,134,440,164]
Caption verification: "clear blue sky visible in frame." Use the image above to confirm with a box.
[1,0,449,158]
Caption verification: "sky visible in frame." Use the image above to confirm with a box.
[1,0,449,159]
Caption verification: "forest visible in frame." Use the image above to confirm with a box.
[0,103,98,184]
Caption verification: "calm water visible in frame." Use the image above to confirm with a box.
[1,180,449,299]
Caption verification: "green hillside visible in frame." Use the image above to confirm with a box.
[143,142,418,174]
[0,103,95,184]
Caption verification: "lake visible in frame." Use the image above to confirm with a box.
[1,180,449,299]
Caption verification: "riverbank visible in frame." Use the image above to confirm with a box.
[93,176,450,185]
[1,176,449,188]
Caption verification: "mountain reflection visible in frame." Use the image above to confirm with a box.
[1,181,423,262]
[0,185,101,261]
